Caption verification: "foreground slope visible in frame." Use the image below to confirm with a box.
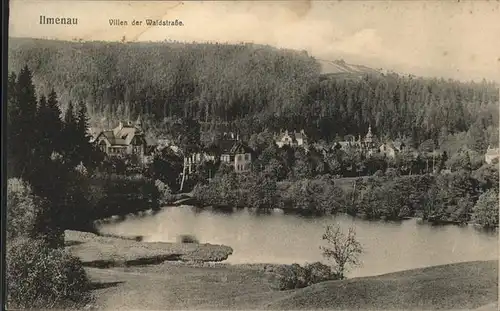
[266,260,498,310]
[86,260,498,310]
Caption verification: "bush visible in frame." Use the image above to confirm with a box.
[283,177,343,214]
[305,261,339,284]
[7,178,40,240]
[472,189,499,228]
[266,262,339,290]
[155,179,174,205]
[6,237,93,310]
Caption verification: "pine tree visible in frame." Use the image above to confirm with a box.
[8,65,38,178]
[467,120,488,154]
[36,89,64,159]
[7,72,17,107]
[76,101,90,139]
[35,95,49,158]
[7,72,18,177]
[46,89,64,153]
[76,101,93,166]
[62,101,79,166]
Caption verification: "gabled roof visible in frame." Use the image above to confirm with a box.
[218,139,236,154]
[276,130,307,142]
[229,141,253,154]
[96,122,144,146]
[275,131,293,141]
[486,147,500,155]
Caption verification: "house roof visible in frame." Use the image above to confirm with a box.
[275,132,292,141]
[96,123,145,146]
[218,139,237,154]
[276,130,307,142]
[229,141,253,154]
[486,147,500,155]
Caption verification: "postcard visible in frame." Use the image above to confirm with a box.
[6,1,499,310]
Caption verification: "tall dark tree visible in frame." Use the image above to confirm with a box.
[7,66,38,178]
[7,72,18,177]
[75,101,94,166]
[62,101,79,166]
[36,89,64,158]
[35,95,49,157]
[467,120,488,154]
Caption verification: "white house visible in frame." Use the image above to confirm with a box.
[485,146,500,164]
[275,130,308,148]
[379,143,397,158]
[379,141,407,158]
[94,118,146,158]
[220,141,253,173]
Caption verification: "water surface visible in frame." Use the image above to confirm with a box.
[99,206,498,277]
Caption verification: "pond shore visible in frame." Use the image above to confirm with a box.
[65,230,234,267]
[67,230,498,311]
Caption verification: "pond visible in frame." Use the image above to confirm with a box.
[98,205,498,278]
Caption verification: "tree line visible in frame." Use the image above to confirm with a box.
[6,65,97,309]
[7,65,160,238]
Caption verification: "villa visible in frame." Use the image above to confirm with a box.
[94,117,147,160]
[485,146,500,164]
[275,129,308,148]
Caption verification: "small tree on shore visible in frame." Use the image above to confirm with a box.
[321,223,363,279]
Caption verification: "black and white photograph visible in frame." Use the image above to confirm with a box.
[5,1,500,310]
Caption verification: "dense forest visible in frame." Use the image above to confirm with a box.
[8,38,499,148]
[6,39,499,310]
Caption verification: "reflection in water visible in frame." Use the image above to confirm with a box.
[98,205,498,278]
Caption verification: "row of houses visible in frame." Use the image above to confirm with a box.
[89,120,500,175]
[88,121,254,174]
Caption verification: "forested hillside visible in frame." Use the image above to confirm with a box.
[8,38,499,147]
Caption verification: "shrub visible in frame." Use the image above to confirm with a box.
[472,189,499,228]
[266,262,339,290]
[177,234,199,244]
[155,179,174,205]
[6,237,93,310]
[304,261,339,285]
[7,178,40,240]
[283,177,342,214]
[385,168,400,178]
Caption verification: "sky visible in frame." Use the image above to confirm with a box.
[9,0,500,82]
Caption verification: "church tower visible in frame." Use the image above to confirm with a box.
[364,125,374,149]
